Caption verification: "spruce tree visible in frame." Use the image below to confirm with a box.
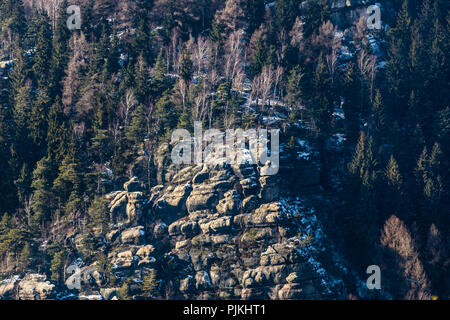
[29,88,50,154]
[32,15,52,89]
[342,62,362,146]
[311,52,333,136]
[153,50,170,96]
[384,155,404,217]
[49,0,70,98]
[47,97,69,164]
[126,104,147,146]
[19,242,31,271]
[31,156,55,226]
[50,250,66,284]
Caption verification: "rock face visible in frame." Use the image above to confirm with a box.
[0,135,359,301]
[0,274,56,300]
[115,157,351,300]
[1,151,354,300]
[18,274,56,300]
[108,177,145,225]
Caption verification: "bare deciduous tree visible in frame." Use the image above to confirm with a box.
[193,36,210,76]
[357,49,377,101]
[380,215,432,300]
[62,33,89,113]
[120,88,137,126]
[251,65,274,111]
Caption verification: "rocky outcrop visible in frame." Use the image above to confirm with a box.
[18,274,56,300]
[108,177,146,225]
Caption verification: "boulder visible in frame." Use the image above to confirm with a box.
[18,274,55,300]
[216,190,241,215]
[186,181,229,213]
[199,217,232,234]
[259,176,279,203]
[121,226,145,244]
[110,249,135,270]
[0,276,20,299]
[100,288,119,300]
[136,245,156,267]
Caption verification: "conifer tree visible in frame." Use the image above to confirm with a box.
[8,43,28,101]
[32,15,52,89]
[46,97,69,164]
[31,156,55,226]
[383,155,404,217]
[19,242,31,271]
[52,138,84,216]
[275,0,300,33]
[386,0,413,120]
[126,104,147,146]
[180,51,194,82]
[49,0,70,98]
[371,89,386,144]
[153,50,170,96]
[50,250,66,284]
[141,272,159,298]
[311,52,333,136]
[342,62,362,146]
[29,88,50,154]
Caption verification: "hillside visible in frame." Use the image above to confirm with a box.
[0,0,449,300]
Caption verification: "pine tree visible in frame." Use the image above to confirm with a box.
[118,279,131,300]
[29,88,50,154]
[112,137,131,178]
[0,213,11,236]
[343,132,381,264]
[80,232,96,261]
[133,11,153,64]
[90,105,111,164]
[46,97,69,164]
[415,144,444,208]
[385,0,413,120]
[126,104,147,145]
[249,36,267,78]
[10,83,34,204]
[275,0,300,33]
[384,155,404,217]
[180,50,194,82]
[88,196,109,234]
[32,14,52,89]
[8,42,28,101]
[153,50,170,96]
[134,56,150,103]
[286,65,305,120]
[19,242,31,271]
[311,52,333,136]
[0,0,26,47]
[0,103,17,213]
[52,139,84,216]
[31,156,55,226]
[371,89,386,144]
[96,252,115,285]
[245,0,265,35]
[300,0,331,38]
[141,272,159,298]
[49,0,70,98]
[342,62,362,146]
[154,91,177,138]
[50,250,66,284]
